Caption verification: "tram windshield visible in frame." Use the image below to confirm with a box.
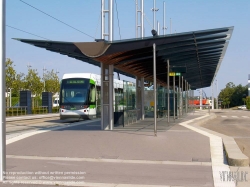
[60,78,90,105]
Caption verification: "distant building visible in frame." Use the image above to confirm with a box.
[249,74,250,96]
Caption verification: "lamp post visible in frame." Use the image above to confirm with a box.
[243,94,246,105]
[199,89,202,110]
[56,69,59,100]
[9,88,12,107]
[216,79,219,109]
[151,0,159,30]
[43,66,47,92]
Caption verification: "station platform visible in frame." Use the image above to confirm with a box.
[3,111,238,187]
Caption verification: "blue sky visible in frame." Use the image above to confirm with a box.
[6,0,250,97]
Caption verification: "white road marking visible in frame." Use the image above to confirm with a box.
[6,154,211,166]
[242,116,249,118]
[231,116,238,118]
[3,180,173,187]
[221,116,227,118]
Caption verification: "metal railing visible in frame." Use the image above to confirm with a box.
[6,106,60,117]
[6,106,27,117]
[36,106,48,114]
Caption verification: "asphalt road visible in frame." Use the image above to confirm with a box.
[201,109,250,163]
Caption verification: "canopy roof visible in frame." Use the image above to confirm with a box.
[14,26,234,90]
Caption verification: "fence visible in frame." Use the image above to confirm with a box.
[6,106,60,117]
[6,106,27,117]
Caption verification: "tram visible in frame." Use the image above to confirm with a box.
[59,73,123,120]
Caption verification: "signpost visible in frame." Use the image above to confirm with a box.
[169,72,181,122]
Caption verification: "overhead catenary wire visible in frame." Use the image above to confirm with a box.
[6,25,51,40]
[94,13,101,39]
[19,0,95,39]
[115,0,122,40]
[144,14,153,29]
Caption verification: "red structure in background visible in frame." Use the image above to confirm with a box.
[189,99,208,105]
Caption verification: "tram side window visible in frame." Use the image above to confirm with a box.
[89,84,96,104]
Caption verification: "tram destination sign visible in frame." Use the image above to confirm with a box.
[66,80,85,84]
[169,72,181,76]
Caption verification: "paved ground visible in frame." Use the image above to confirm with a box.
[0,110,240,186]
[7,119,211,162]
[4,111,214,186]
[201,109,250,163]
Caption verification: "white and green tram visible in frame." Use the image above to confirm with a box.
[59,73,123,120]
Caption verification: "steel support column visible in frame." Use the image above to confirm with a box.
[173,75,175,122]
[109,65,114,130]
[136,0,144,38]
[167,59,170,123]
[136,76,142,120]
[191,86,194,113]
[178,76,181,118]
[187,81,189,113]
[0,0,5,181]
[101,64,114,130]
[153,43,157,136]
[188,84,192,112]
[141,77,145,120]
[181,76,183,116]
[141,0,144,37]
[212,83,214,110]
[200,88,202,110]
[163,1,166,35]
[109,0,113,41]
[185,80,187,114]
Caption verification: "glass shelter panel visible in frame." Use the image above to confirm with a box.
[114,81,124,127]
[123,81,136,126]
[144,86,177,118]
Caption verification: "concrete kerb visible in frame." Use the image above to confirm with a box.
[190,113,249,167]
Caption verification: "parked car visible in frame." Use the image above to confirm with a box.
[238,105,246,109]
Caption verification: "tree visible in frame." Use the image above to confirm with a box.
[219,87,232,108]
[24,68,43,96]
[5,58,16,93]
[219,82,248,108]
[231,84,248,106]
[43,69,60,95]
[12,73,25,97]
[225,82,235,89]
[246,97,250,110]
